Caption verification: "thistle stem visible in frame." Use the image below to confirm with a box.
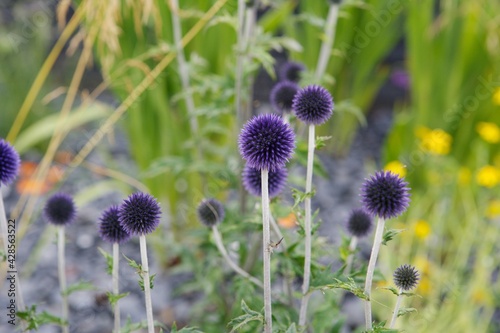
[389,288,403,328]
[344,236,358,275]
[139,235,154,333]
[315,2,340,81]
[261,169,272,333]
[58,226,69,333]
[211,225,263,288]
[364,217,386,330]
[299,124,315,326]
[113,242,120,333]
[0,192,26,329]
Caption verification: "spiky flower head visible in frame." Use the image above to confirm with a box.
[360,171,410,219]
[270,81,299,114]
[0,139,21,187]
[346,208,373,238]
[393,264,419,291]
[239,114,295,171]
[44,192,77,226]
[279,61,305,82]
[119,192,161,235]
[292,85,334,125]
[197,198,225,227]
[242,164,288,198]
[98,205,131,244]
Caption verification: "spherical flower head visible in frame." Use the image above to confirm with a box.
[242,164,288,198]
[239,114,295,171]
[44,192,77,226]
[99,205,131,244]
[393,264,419,291]
[0,139,21,187]
[360,171,410,219]
[119,192,161,235]
[279,61,305,82]
[197,198,225,227]
[292,85,334,125]
[270,81,300,115]
[346,208,373,238]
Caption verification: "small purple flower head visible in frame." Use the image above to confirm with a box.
[99,205,131,244]
[197,198,225,227]
[360,171,410,219]
[0,139,21,187]
[393,264,419,291]
[270,81,300,114]
[44,192,77,226]
[119,192,161,235]
[292,85,334,125]
[279,61,305,82]
[242,164,288,198]
[239,114,295,171]
[346,208,373,238]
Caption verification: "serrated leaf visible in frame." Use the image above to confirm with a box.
[382,229,404,245]
[62,280,96,296]
[291,188,315,209]
[106,291,129,307]
[98,247,114,275]
[380,286,400,296]
[139,273,156,291]
[313,278,369,301]
[398,307,417,317]
[17,305,65,330]
[315,136,332,150]
[123,254,142,272]
[227,300,264,333]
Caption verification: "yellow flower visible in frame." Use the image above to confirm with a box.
[476,122,500,143]
[414,220,431,240]
[458,167,471,186]
[472,286,493,306]
[486,200,500,218]
[476,165,500,188]
[414,256,431,275]
[493,87,500,106]
[419,128,452,155]
[417,276,431,296]
[384,160,407,177]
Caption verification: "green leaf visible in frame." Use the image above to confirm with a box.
[292,188,315,209]
[382,229,404,246]
[98,247,114,275]
[363,321,399,333]
[380,286,400,296]
[138,273,157,291]
[106,291,130,307]
[315,136,332,150]
[227,300,264,333]
[17,305,65,330]
[14,102,112,154]
[313,278,369,301]
[285,323,298,333]
[62,280,96,296]
[123,254,142,272]
[398,307,417,318]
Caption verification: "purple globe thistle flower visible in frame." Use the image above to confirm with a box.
[393,264,419,291]
[292,85,334,125]
[0,139,21,187]
[279,61,305,82]
[360,171,410,220]
[242,164,288,198]
[99,205,131,244]
[44,192,77,226]
[346,208,373,238]
[119,192,161,235]
[197,198,225,227]
[239,114,295,171]
[270,81,300,114]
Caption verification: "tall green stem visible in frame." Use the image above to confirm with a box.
[299,124,315,326]
[389,288,404,328]
[364,217,386,330]
[139,235,154,333]
[113,242,120,333]
[261,169,272,333]
[58,226,69,333]
[315,3,340,81]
